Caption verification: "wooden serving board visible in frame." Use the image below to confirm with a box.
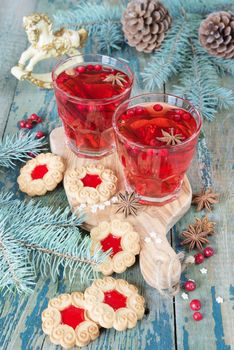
[50,127,192,293]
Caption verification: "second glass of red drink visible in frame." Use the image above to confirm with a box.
[113,93,202,205]
[52,54,134,158]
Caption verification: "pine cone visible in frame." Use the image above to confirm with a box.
[121,0,172,53]
[199,11,234,59]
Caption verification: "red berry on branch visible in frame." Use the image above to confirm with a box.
[203,246,214,258]
[184,280,196,292]
[194,253,205,264]
[29,113,39,122]
[36,116,43,124]
[28,152,36,158]
[190,299,201,311]
[193,312,203,321]
[19,120,26,128]
[25,121,33,129]
[35,131,45,139]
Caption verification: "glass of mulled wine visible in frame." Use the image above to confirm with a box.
[113,93,202,205]
[52,54,134,158]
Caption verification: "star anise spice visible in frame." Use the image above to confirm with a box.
[103,72,127,87]
[192,188,219,211]
[156,128,183,145]
[180,224,210,251]
[114,191,141,217]
[194,215,216,235]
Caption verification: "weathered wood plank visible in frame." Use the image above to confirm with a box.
[0,0,38,139]
[171,75,234,350]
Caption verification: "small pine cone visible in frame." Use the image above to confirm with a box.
[199,11,234,59]
[121,0,172,53]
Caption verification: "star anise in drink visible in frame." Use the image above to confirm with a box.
[103,72,127,87]
[192,188,219,211]
[156,128,183,145]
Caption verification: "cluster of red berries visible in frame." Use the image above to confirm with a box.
[76,64,102,73]
[194,247,214,264]
[19,114,45,139]
[183,246,215,321]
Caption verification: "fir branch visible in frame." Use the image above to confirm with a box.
[18,241,98,266]
[0,132,47,169]
[210,56,234,77]
[173,38,234,120]
[0,197,109,293]
[0,218,35,294]
[141,18,192,90]
[54,3,124,53]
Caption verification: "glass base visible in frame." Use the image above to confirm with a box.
[66,139,115,159]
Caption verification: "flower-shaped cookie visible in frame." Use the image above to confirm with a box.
[64,164,118,205]
[17,153,65,196]
[90,219,140,275]
[84,277,145,331]
[42,292,99,348]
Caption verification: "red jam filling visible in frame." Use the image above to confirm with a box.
[100,233,123,257]
[81,174,102,188]
[31,164,48,180]
[60,305,85,329]
[103,290,127,311]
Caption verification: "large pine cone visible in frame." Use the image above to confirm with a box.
[199,11,234,59]
[121,0,172,53]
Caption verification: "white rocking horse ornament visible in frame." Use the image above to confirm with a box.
[11,13,88,89]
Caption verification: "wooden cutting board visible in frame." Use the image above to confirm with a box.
[50,127,192,293]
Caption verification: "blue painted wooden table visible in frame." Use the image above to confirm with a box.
[0,0,233,349]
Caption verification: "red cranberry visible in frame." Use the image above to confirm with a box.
[36,131,45,139]
[29,113,39,122]
[158,149,168,157]
[36,116,43,123]
[153,104,163,112]
[173,114,181,122]
[184,280,196,292]
[194,253,204,264]
[182,112,191,120]
[25,121,33,129]
[135,106,146,115]
[87,64,94,71]
[77,104,85,112]
[190,299,201,311]
[28,152,36,158]
[126,108,135,116]
[94,64,102,71]
[175,109,184,115]
[203,247,214,258]
[19,120,26,128]
[150,139,157,146]
[193,312,203,321]
[77,66,85,73]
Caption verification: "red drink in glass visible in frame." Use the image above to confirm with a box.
[52,54,133,158]
[113,94,202,205]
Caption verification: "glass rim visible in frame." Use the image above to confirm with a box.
[112,92,203,150]
[51,53,134,104]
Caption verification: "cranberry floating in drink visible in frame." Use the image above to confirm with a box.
[113,93,202,205]
[52,54,133,158]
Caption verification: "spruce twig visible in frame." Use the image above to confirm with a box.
[0,132,47,169]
